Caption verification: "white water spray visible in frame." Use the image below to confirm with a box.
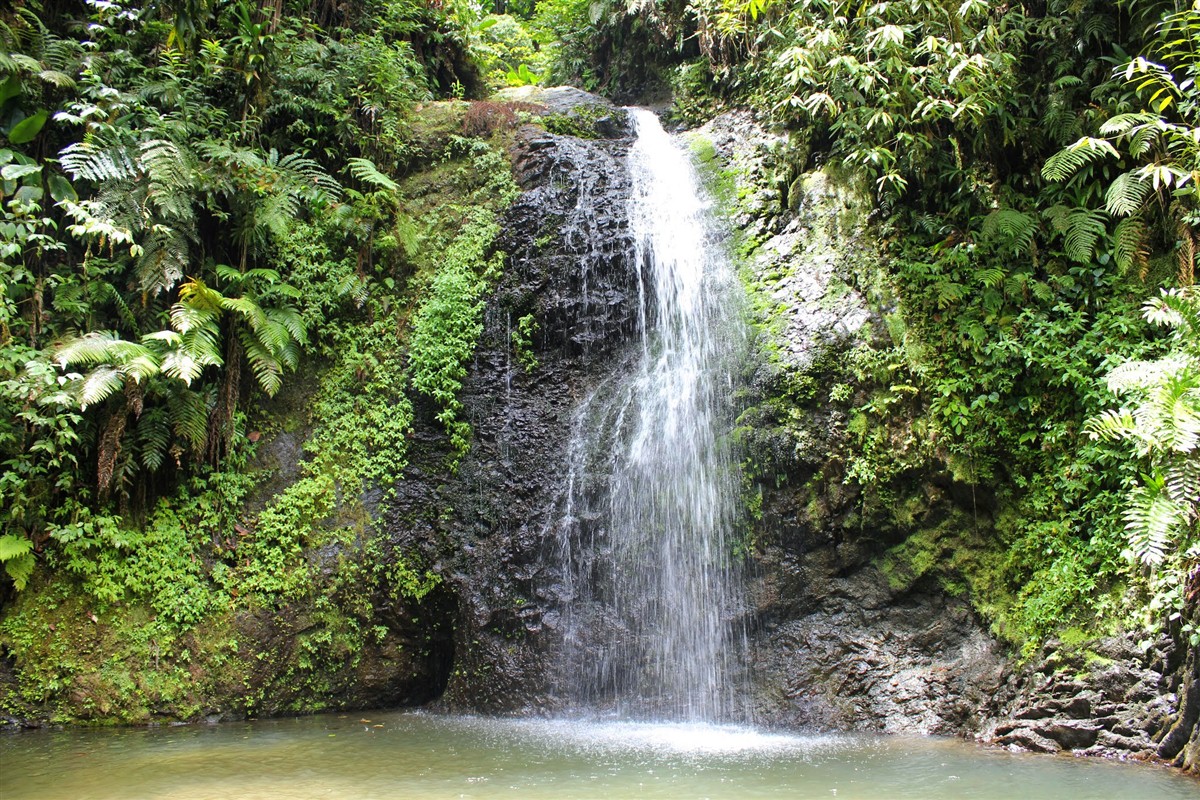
[552,109,750,721]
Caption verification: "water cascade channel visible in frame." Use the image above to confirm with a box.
[548,108,750,721]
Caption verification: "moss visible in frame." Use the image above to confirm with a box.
[540,105,615,139]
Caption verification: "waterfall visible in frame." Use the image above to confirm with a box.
[551,109,750,721]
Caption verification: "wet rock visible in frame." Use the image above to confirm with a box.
[996,727,1062,754]
[385,110,640,714]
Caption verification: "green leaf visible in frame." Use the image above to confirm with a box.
[1,163,41,181]
[0,75,22,107]
[7,109,49,145]
[47,173,77,202]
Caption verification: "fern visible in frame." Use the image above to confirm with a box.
[1061,208,1108,263]
[59,140,139,183]
[1123,475,1183,566]
[1041,136,1119,182]
[136,226,189,295]
[1113,216,1149,274]
[1098,112,1160,138]
[1091,287,1200,567]
[347,157,400,192]
[0,534,35,590]
[981,208,1036,255]
[1105,172,1154,217]
[135,406,171,472]
[169,388,213,457]
[54,333,160,409]
[1145,288,1200,339]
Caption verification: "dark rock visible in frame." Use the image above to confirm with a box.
[385,118,639,714]
[1034,720,1102,749]
[997,727,1062,753]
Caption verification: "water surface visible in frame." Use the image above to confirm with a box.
[3,711,1195,799]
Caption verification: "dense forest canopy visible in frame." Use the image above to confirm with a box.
[0,0,1197,722]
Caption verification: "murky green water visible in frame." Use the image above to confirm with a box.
[2,712,1195,799]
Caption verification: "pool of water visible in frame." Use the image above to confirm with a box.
[2,712,1195,799]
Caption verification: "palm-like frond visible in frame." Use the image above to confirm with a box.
[1047,207,1108,263]
[981,208,1036,255]
[140,138,198,224]
[239,333,284,396]
[168,387,213,457]
[59,140,139,183]
[1105,172,1154,217]
[135,405,171,472]
[54,332,160,409]
[1113,216,1149,274]
[1123,475,1185,566]
[1144,288,1200,343]
[1041,137,1119,182]
[347,157,400,192]
[136,225,189,295]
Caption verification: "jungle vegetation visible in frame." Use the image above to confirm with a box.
[0,0,1196,719]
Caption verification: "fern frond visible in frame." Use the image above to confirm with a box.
[1042,137,1119,182]
[239,333,284,396]
[55,332,159,383]
[169,388,212,456]
[1163,457,1200,509]
[1099,112,1160,137]
[271,306,307,346]
[59,141,139,182]
[1105,172,1154,217]
[347,157,400,192]
[136,226,189,295]
[1144,288,1200,339]
[139,138,198,223]
[1150,373,1200,452]
[1113,216,1150,274]
[1105,357,1186,395]
[1062,208,1109,263]
[976,267,1005,288]
[1123,476,1185,566]
[197,140,263,170]
[981,208,1036,255]
[135,406,171,472]
[1086,408,1138,441]
[159,344,221,386]
[77,365,125,408]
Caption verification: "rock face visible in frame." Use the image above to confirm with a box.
[687,108,1200,774]
[385,94,641,713]
[383,97,1199,776]
[686,110,1009,735]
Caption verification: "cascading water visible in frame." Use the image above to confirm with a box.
[550,109,751,721]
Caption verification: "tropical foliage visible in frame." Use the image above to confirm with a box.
[0,0,507,606]
[533,0,1199,645]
